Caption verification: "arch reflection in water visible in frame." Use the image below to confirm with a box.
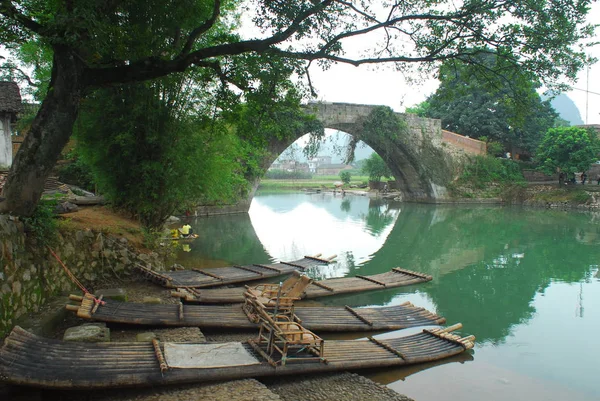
[177,197,600,401]
[249,192,400,279]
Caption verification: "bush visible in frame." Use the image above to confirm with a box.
[459,156,525,187]
[339,171,351,185]
[21,199,59,245]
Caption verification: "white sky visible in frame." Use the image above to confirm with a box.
[305,3,600,125]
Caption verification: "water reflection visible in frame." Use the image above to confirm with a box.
[177,195,600,400]
[248,193,400,278]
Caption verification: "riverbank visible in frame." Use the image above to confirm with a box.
[2,271,413,401]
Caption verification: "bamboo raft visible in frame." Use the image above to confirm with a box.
[137,254,336,289]
[67,293,446,332]
[0,325,474,389]
[173,268,432,303]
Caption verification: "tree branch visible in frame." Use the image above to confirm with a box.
[0,0,44,33]
[179,0,222,56]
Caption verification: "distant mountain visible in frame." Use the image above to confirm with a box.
[546,94,584,125]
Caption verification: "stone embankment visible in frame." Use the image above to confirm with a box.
[0,214,163,338]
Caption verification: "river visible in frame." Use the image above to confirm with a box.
[174,192,600,401]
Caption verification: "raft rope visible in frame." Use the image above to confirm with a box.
[47,246,106,306]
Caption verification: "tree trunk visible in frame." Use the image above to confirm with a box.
[0,47,85,216]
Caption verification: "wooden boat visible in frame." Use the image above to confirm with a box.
[0,324,474,389]
[137,254,336,288]
[172,267,432,303]
[67,293,446,332]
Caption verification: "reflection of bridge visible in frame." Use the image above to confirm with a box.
[250,102,485,206]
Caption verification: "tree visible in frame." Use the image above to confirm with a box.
[75,78,246,230]
[0,0,595,216]
[420,53,559,156]
[362,153,392,183]
[339,171,351,185]
[536,127,600,178]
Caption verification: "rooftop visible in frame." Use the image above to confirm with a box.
[0,81,22,114]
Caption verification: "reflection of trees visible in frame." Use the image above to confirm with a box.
[359,205,600,343]
[362,206,396,235]
[176,214,272,267]
[340,198,352,213]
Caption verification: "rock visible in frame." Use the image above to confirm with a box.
[54,201,79,214]
[136,332,157,342]
[142,296,162,304]
[95,288,128,302]
[64,324,110,342]
[170,264,185,271]
[165,215,181,224]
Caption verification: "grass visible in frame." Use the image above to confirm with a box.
[259,175,371,191]
[533,187,592,203]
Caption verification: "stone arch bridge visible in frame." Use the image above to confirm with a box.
[202,102,485,215]
[256,102,484,200]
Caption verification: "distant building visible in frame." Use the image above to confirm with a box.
[307,155,352,175]
[0,82,22,170]
[315,163,352,175]
[268,159,309,173]
[308,155,332,173]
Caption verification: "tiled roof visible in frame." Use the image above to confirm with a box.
[0,82,22,113]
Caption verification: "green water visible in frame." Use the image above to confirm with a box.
[177,192,600,401]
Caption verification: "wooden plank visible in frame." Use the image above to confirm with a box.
[344,305,373,326]
[279,261,308,270]
[310,281,335,292]
[367,337,406,360]
[253,264,283,273]
[355,275,386,287]
[232,265,264,276]
[191,268,223,281]
[392,267,431,280]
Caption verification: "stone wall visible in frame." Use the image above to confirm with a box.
[0,215,162,338]
[441,130,486,155]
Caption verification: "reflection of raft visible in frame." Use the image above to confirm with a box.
[0,325,474,389]
[173,268,432,304]
[136,254,336,288]
[67,293,446,332]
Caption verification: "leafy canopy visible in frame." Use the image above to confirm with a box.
[75,77,246,230]
[362,153,392,183]
[536,127,600,176]
[418,52,558,155]
[0,0,597,217]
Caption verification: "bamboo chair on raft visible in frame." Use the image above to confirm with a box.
[243,271,312,323]
[248,278,325,367]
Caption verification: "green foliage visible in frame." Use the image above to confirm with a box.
[423,52,558,155]
[21,199,59,245]
[265,170,312,179]
[344,106,407,164]
[339,171,351,185]
[1,0,596,218]
[75,79,246,230]
[536,127,600,175]
[405,101,430,117]
[361,153,392,182]
[458,156,525,187]
[479,136,505,157]
[57,152,95,192]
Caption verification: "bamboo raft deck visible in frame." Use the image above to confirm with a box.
[0,325,474,389]
[173,268,432,303]
[137,254,336,289]
[68,293,446,332]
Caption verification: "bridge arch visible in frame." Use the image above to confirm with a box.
[255,102,484,202]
